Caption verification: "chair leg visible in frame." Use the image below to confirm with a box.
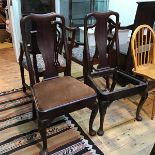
[136,90,148,121]
[38,120,48,155]
[89,102,98,136]
[97,100,110,136]
[105,76,110,89]
[151,92,155,120]
[19,65,26,92]
[32,101,37,120]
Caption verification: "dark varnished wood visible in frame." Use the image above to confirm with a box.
[20,13,97,155]
[83,12,148,136]
[72,11,120,82]
[87,69,147,136]
[19,16,76,92]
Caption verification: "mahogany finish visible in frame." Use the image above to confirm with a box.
[20,13,97,155]
[83,12,148,136]
[19,16,76,92]
[72,11,119,82]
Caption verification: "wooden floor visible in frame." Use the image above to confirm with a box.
[0,46,155,155]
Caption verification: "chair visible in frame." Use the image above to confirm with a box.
[113,1,155,73]
[131,24,155,120]
[83,12,148,136]
[150,143,155,155]
[20,13,97,155]
[19,16,76,92]
[71,11,119,81]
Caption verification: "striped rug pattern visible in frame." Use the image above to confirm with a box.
[0,89,103,155]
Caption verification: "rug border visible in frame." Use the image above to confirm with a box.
[66,114,104,155]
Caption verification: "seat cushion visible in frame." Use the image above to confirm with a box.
[22,54,66,72]
[33,76,96,111]
[72,46,95,62]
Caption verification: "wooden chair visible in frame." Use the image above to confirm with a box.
[131,24,155,120]
[20,13,97,155]
[113,1,155,74]
[71,11,119,81]
[84,12,148,136]
[19,19,76,92]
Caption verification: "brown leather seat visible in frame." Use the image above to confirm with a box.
[34,76,96,111]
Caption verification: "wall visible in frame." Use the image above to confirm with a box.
[7,0,22,61]
[109,0,138,26]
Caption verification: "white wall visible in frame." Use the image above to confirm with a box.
[8,0,22,61]
[109,0,138,26]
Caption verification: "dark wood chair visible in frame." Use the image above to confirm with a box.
[19,17,76,92]
[83,12,148,136]
[20,12,97,155]
[71,11,119,81]
[113,1,155,73]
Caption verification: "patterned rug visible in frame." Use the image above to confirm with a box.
[0,89,104,155]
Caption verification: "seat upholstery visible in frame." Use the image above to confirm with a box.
[22,53,66,72]
[34,76,95,111]
[72,46,95,62]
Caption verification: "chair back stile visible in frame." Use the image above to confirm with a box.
[20,15,36,86]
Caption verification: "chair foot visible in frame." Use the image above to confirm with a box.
[136,115,142,121]
[97,100,109,137]
[89,129,97,136]
[97,128,104,136]
[136,90,148,121]
[40,149,48,155]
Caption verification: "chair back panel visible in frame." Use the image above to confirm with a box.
[84,11,119,72]
[131,24,155,70]
[20,13,70,79]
